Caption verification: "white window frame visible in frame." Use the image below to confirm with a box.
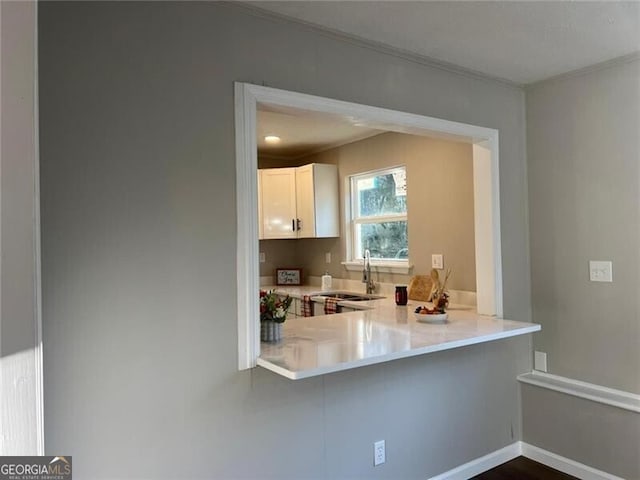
[348,166,408,266]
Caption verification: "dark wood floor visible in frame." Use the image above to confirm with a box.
[472,456,578,480]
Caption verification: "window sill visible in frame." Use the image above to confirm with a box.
[341,260,412,275]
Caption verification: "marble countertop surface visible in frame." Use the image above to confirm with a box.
[258,286,540,379]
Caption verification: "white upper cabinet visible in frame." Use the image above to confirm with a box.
[295,163,340,238]
[259,167,298,239]
[259,163,339,240]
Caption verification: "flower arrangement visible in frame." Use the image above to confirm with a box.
[260,290,292,324]
[429,268,451,313]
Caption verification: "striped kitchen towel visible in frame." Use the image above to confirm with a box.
[302,295,313,317]
[324,297,342,315]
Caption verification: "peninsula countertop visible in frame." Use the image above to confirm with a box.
[258,286,540,379]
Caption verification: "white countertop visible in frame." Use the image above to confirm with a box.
[258,286,540,379]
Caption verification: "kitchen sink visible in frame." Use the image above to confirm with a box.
[316,292,385,302]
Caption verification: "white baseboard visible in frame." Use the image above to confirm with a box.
[521,443,625,480]
[428,442,623,480]
[428,443,520,480]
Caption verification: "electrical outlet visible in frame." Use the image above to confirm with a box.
[374,440,385,466]
[431,254,443,269]
[325,252,331,264]
[589,261,612,282]
[259,252,266,263]
[534,351,547,372]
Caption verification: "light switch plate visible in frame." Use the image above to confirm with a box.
[431,254,443,269]
[374,440,385,466]
[589,261,612,282]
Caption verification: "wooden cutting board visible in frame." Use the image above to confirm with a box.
[408,275,434,301]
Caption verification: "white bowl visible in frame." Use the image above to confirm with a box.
[414,312,448,323]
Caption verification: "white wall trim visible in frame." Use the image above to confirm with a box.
[473,142,501,316]
[518,371,640,413]
[235,83,261,370]
[32,2,45,454]
[235,82,503,370]
[427,442,624,480]
[521,443,625,480]
[0,0,44,455]
[428,443,521,480]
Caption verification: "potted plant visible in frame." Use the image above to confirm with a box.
[259,290,292,342]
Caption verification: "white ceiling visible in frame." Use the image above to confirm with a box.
[247,1,640,85]
[257,107,384,158]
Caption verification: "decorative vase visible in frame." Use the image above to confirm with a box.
[260,320,283,342]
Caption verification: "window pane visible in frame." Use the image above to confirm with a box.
[357,221,408,259]
[357,171,406,217]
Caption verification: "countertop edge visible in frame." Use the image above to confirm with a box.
[257,323,541,380]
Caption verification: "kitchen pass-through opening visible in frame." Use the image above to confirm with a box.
[235,82,502,370]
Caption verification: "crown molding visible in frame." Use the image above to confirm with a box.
[224,1,523,89]
[526,51,640,90]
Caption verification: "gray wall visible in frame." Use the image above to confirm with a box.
[527,58,640,393]
[524,58,640,476]
[39,3,532,478]
[0,0,42,455]
[521,384,640,479]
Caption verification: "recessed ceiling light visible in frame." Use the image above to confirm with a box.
[264,135,281,144]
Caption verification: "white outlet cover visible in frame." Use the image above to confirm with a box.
[259,252,266,263]
[534,351,547,372]
[589,261,613,282]
[432,254,443,269]
[325,252,331,264]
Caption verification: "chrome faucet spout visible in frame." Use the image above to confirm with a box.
[362,249,375,294]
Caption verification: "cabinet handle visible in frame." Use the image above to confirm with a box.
[296,219,301,231]
[292,219,295,231]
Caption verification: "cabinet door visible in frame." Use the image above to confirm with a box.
[312,301,325,316]
[295,164,316,238]
[260,168,297,239]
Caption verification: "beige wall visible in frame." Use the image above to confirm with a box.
[260,132,476,291]
[258,238,301,280]
[258,157,305,169]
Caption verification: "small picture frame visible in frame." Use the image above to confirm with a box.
[276,268,302,286]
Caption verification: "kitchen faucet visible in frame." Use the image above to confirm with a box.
[362,249,375,294]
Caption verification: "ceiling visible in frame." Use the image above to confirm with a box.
[257,107,384,159]
[254,1,639,158]
[247,1,640,85]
